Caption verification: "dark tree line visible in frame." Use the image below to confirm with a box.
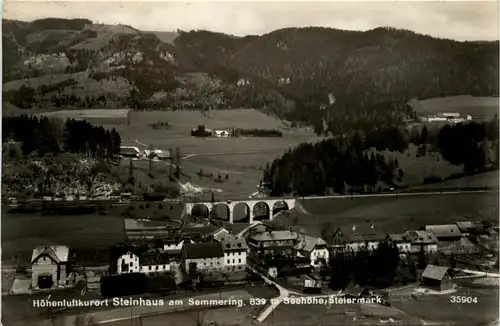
[2,115,121,157]
[328,241,404,290]
[263,119,499,196]
[232,128,282,137]
[263,134,401,196]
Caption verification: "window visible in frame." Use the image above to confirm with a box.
[156,266,159,270]
[227,260,230,264]
[130,253,133,259]
[238,259,241,263]
[149,266,152,270]
[163,265,166,269]
[129,262,133,267]
[232,259,235,263]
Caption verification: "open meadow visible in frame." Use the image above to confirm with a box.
[110,109,320,198]
[408,95,499,119]
[276,192,499,238]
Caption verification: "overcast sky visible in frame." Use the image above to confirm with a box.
[2,1,499,41]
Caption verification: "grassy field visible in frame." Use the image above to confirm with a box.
[368,144,463,187]
[408,95,499,119]
[409,170,499,191]
[276,192,499,238]
[110,109,319,198]
[1,209,125,266]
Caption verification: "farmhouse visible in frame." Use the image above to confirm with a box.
[333,224,386,252]
[425,224,462,242]
[181,242,225,273]
[214,130,231,138]
[222,237,248,271]
[456,221,493,236]
[421,264,453,292]
[31,245,71,290]
[120,146,141,158]
[387,233,412,253]
[294,230,329,267]
[406,230,438,253]
[247,230,299,256]
[144,149,171,161]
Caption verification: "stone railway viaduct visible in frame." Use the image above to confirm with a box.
[184,198,297,223]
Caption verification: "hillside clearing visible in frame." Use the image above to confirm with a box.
[409,95,499,119]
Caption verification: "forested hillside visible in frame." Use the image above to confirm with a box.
[175,27,499,134]
[3,19,498,136]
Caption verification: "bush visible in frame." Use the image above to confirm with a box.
[422,175,443,185]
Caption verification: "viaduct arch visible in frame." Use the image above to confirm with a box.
[185,198,296,223]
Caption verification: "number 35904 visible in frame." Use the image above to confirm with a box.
[450,296,478,304]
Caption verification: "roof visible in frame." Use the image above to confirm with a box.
[120,146,140,155]
[249,230,298,242]
[422,264,449,281]
[405,230,438,244]
[455,221,475,232]
[139,251,171,265]
[425,225,462,238]
[182,242,224,259]
[338,225,386,243]
[294,235,327,253]
[344,284,367,298]
[31,246,69,264]
[222,237,248,251]
[388,233,410,243]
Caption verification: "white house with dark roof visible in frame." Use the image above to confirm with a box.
[117,250,174,275]
[31,245,70,289]
[294,229,329,267]
[332,224,386,252]
[247,230,298,256]
[387,233,412,253]
[181,242,225,273]
[221,237,248,271]
[406,230,438,253]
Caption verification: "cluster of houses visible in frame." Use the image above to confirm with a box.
[423,112,472,123]
[191,125,231,138]
[119,146,171,161]
[29,219,497,292]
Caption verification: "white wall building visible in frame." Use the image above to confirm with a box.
[406,230,439,253]
[387,234,412,253]
[181,242,225,273]
[117,251,173,275]
[221,237,248,271]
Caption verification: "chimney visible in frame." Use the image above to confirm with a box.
[352,225,356,231]
[370,223,374,229]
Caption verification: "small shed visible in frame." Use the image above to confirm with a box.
[421,264,452,292]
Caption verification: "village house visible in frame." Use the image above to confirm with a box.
[116,250,174,275]
[406,230,438,253]
[31,245,71,290]
[332,224,386,252]
[162,236,194,256]
[421,264,453,292]
[387,233,412,253]
[247,230,299,256]
[294,229,329,267]
[425,224,462,242]
[119,146,141,158]
[221,237,248,271]
[210,227,231,242]
[181,242,225,274]
[456,221,493,237]
[214,130,231,138]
